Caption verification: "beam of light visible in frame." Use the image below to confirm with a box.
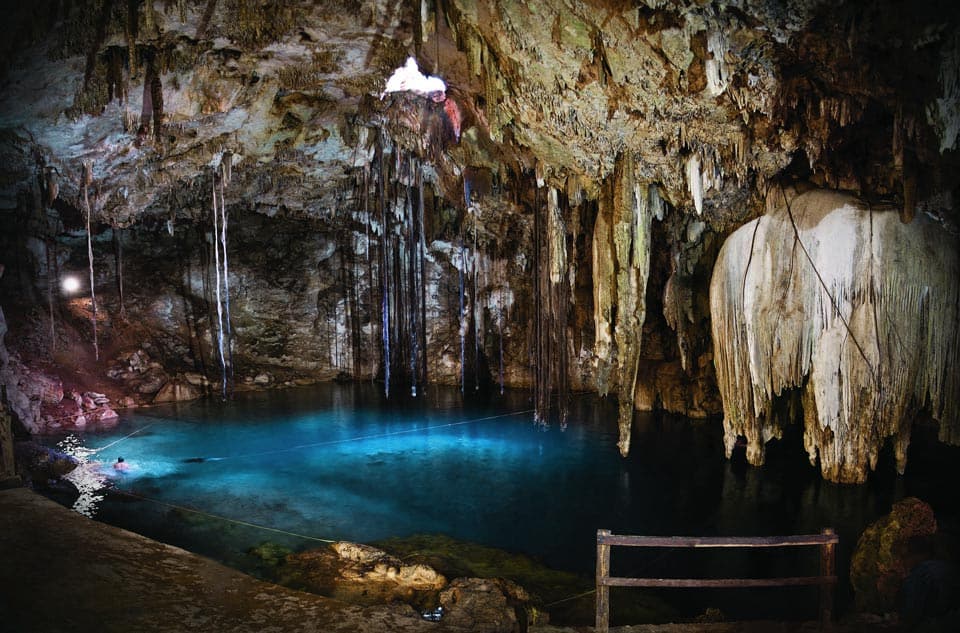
[61,275,81,294]
[382,57,446,100]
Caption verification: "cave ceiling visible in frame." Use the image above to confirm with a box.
[0,0,956,234]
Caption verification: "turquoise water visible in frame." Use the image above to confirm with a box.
[38,383,960,621]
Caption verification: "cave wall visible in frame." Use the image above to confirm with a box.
[0,0,958,480]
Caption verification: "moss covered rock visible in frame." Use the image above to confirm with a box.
[850,497,938,614]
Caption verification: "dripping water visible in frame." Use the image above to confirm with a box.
[473,206,480,392]
[406,165,419,397]
[417,164,429,391]
[113,226,125,318]
[458,236,466,395]
[82,162,99,361]
[211,175,227,400]
[46,237,56,355]
[219,167,234,388]
[460,177,470,395]
[364,165,375,381]
[498,282,505,395]
[378,131,391,398]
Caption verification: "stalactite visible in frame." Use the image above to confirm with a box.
[705,31,730,96]
[143,0,155,37]
[711,188,960,483]
[141,57,154,137]
[611,154,652,456]
[592,187,615,396]
[197,0,218,40]
[82,161,99,361]
[150,71,163,143]
[548,187,570,425]
[686,153,703,215]
[125,0,138,78]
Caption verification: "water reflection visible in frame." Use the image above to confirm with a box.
[56,434,109,518]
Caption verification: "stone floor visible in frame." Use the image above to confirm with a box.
[0,486,907,633]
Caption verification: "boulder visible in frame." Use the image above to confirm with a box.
[153,380,201,404]
[183,372,209,387]
[37,374,63,405]
[89,407,120,427]
[282,542,446,610]
[851,497,938,613]
[136,370,167,394]
[438,577,533,633]
[14,441,78,485]
[253,372,272,386]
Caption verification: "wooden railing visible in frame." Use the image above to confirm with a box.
[595,528,838,632]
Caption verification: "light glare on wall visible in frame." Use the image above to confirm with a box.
[61,275,81,294]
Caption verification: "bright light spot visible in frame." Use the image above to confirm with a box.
[382,57,446,100]
[61,276,81,294]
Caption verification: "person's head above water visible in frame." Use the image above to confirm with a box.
[117,457,124,463]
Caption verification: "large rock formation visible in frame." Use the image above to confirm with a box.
[850,497,939,614]
[0,1,957,478]
[711,189,959,483]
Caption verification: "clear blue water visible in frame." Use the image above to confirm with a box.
[38,383,960,622]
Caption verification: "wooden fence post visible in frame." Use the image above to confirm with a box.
[820,527,835,629]
[596,529,611,633]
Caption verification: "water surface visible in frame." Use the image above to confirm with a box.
[39,383,960,622]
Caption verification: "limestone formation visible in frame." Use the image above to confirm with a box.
[282,541,446,609]
[0,1,957,473]
[711,189,960,483]
[152,379,201,404]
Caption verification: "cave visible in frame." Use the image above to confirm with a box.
[1,1,959,631]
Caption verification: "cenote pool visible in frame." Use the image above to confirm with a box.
[37,383,960,624]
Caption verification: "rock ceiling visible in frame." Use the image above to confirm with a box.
[1,0,957,227]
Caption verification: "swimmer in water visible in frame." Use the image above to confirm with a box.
[113,456,130,472]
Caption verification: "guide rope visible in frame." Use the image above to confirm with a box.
[89,423,155,455]
[184,408,536,463]
[113,488,337,544]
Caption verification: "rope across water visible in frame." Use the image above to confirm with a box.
[181,408,536,463]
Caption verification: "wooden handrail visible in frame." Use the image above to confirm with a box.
[595,528,838,633]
